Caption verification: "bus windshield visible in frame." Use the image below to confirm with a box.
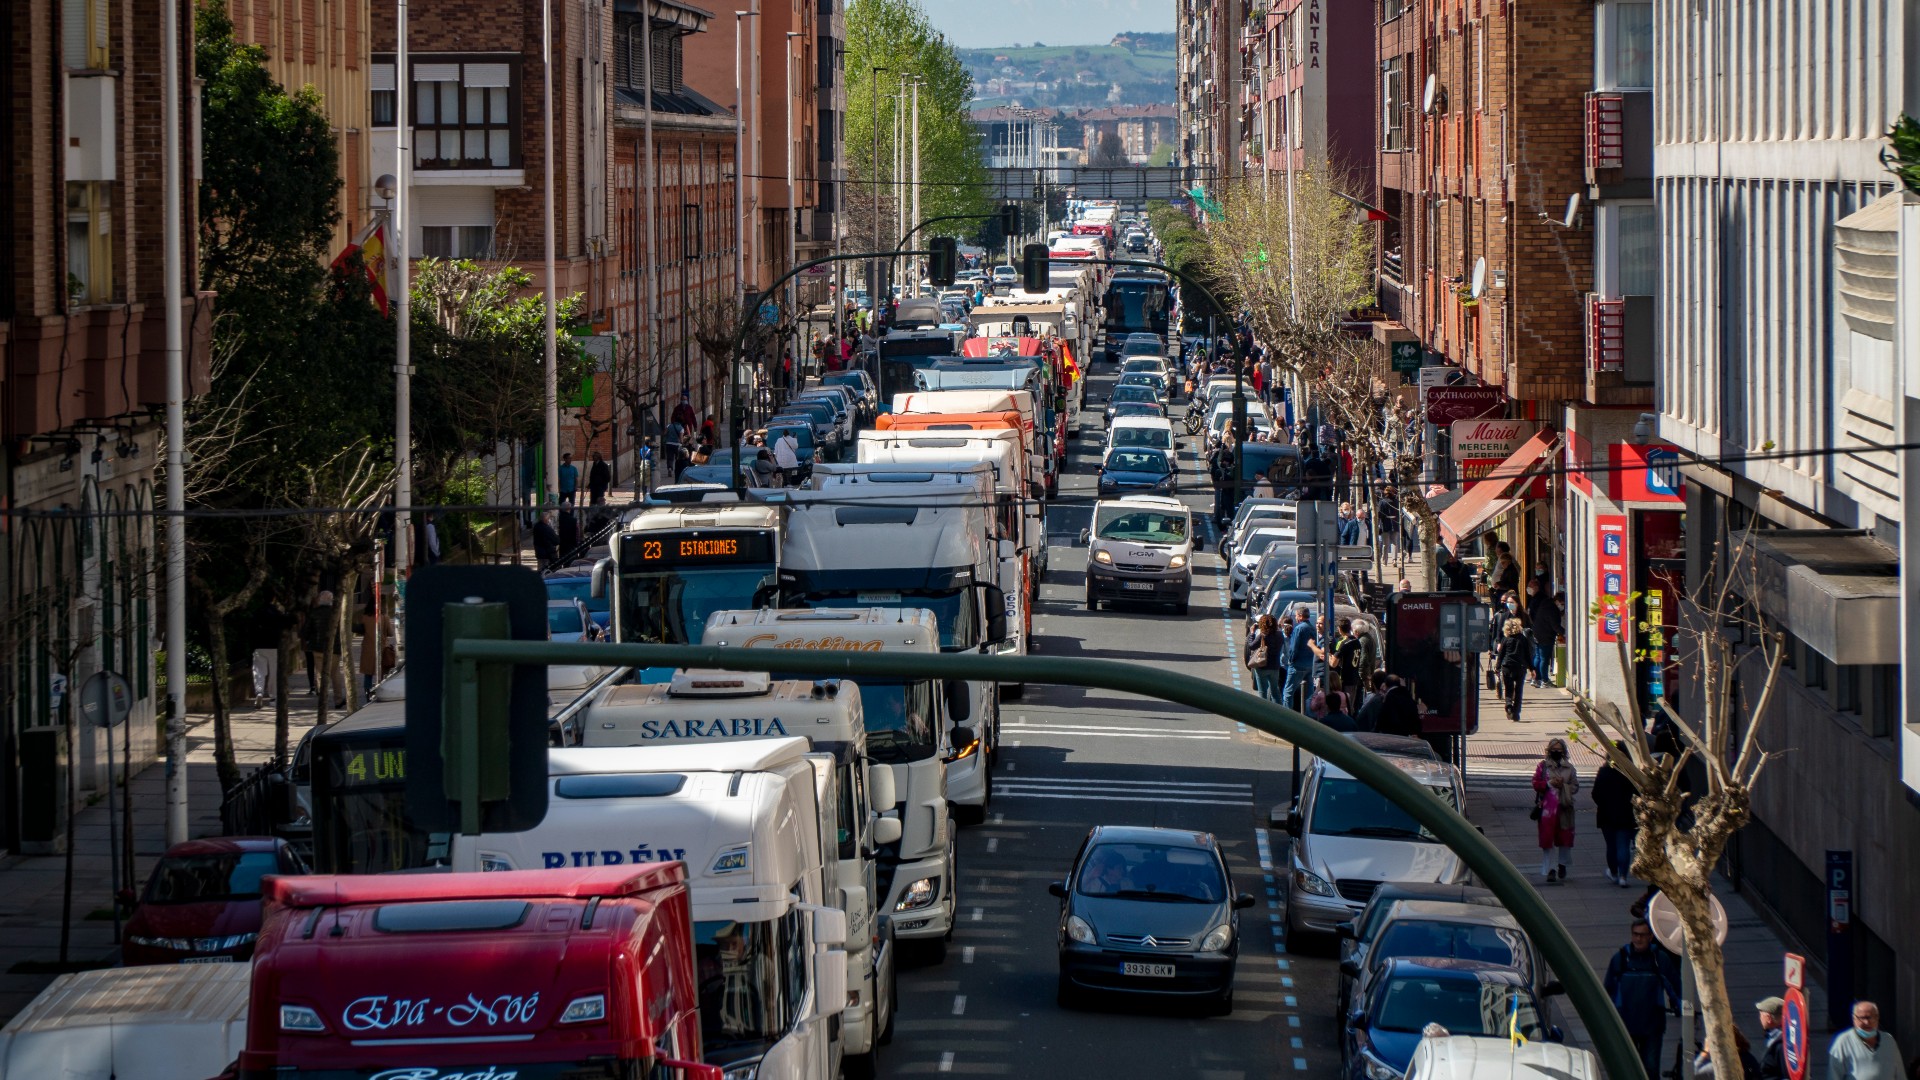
[310,731,446,874]
[618,567,777,644]
[1105,279,1170,337]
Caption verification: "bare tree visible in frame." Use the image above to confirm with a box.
[1571,526,1786,1080]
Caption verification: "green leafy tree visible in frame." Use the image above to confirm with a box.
[846,0,990,236]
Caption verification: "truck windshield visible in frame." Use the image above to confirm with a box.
[695,913,807,1065]
[802,589,976,650]
[1094,508,1188,544]
[619,568,777,645]
[852,680,938,763]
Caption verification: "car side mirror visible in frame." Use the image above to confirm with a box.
[1048,881,1069,899]
[1340,958,1361,978]
[1078,528,1090,546]
[116,887,137,909]
[871,815,903,847]
[1541,979,1565,997]
[1346,1009,1367,1030]
[1286,811,1303,835]
[1233,892,1257,910]
[1548,1026,1565,1044]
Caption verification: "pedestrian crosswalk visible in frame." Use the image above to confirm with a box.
[1000,721,1230,741]
[994,775,1253,806]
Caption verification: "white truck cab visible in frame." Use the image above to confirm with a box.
[454,739,853,1080]
[704,607,964,959]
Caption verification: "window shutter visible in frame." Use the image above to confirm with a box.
[415,62,460,82]
[371,62,395,91]
[465,62,511,88]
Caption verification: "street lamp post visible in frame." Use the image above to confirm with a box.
[392,0,412,573]
[786,31,801,394]
[869,66,889,311]
[540,0,561,507]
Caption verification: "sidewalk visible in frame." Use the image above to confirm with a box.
[1385,546,1833,1072]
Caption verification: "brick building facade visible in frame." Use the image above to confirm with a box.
[3,0,212,853]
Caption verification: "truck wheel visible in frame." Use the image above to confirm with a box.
[953,792,988,827]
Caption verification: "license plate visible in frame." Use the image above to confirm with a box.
[182,956,234,964]
[1122,582,1156,592]
[857,592,902,603]
[1121,962,1175,977]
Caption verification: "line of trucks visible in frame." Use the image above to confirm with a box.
[0,379,1082,1080]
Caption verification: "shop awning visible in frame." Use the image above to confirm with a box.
[1439,430,1560,550]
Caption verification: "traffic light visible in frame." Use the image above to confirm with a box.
[929,236,958,287]
[1000,203,1021,237]
[1022,243,1049,294]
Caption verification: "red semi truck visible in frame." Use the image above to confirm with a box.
[239,865,720,1080]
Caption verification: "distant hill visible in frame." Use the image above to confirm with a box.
[959,37,1174,108]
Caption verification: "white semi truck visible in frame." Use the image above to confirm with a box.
[702,607,964,959]
[577,670,900,1072]
[455,739,856,1080]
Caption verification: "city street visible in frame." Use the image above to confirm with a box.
[882,365,1336,1077]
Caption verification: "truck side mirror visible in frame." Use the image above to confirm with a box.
[981,584,1009,644]
[812,950,850,1022]
[867,764,898,812]
[872,815,903,847]
[999,538,1016,561]
[811,907,849,946]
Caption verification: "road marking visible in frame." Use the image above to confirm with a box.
[1293,1057,1308,1071]
[939,1051,955,1072]
[1288,1015,1301,1028]
[952,995,968,1016]
[970,907,983,922]
[962,946,975,964]
[991,813,1005,825]
[999,723,1232,740]
[986,838,999,853]
[1291,1037,1304,1049]
[1255,827,1275,871]
[1006,762,1017,771]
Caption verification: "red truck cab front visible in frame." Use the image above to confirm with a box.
[240,865,719,1080]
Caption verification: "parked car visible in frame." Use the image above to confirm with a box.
[546,597,595,643]
[544,568,610,634]
[1279,749,1467,949]
[123,837,307,966]
[1229,529,1296,609]
[1342,899,1558,1024]
[1049,825,1256,1013]
[1344,958,1559,1080]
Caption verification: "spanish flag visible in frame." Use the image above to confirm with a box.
[330,220,392,317]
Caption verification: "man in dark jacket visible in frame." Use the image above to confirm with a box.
[1605,919,1681,1080]
[1439,549,1477,592]
[532,513,561,566]
[1374,679,1423,738]
[587,451,613,504]
[1208,443,1237,526]
[1756,996,1787,1080]
[1527,581,1565,687]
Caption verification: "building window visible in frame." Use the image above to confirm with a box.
[66,182,113,306]
[1612,3,1653,88]
[63,0,110,69]
[372,62,395,126]
[1290,89,1303,148]
[1383,57,1406,150]
[1617,203,1656,294]
[413,60,519,169]
[420,225,495,258]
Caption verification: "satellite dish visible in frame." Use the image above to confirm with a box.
[1422,75,1438,114]
[1562,192,1583,229]
[1470,256,1487,299]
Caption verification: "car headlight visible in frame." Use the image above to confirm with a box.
[1065,915,1096,944]
[895,876,941,911]
[1361,1049,1403,1080]
[722,1058,764,1080]
[1167,554,1188,569]
[1199,924,1233,953]
[1093,549,1113,564]
[1292,868,1337,897]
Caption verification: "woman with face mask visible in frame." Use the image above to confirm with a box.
[1531,738,1580,882]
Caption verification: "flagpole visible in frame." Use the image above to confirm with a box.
[394,0,413,574]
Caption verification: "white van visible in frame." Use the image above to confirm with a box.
[1406,1035,1599,1080]
[1106,415,1178,457]
[0,965,250,1080]
[1082,494,1194,614]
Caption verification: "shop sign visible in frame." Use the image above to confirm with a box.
[1596,515,1628,642]
[1449,419,1539,462]
[1423,385,1504,426]
[1608,442,1686,503]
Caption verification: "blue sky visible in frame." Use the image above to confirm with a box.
[921,0,1172,50]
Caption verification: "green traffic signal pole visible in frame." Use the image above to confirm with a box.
[450,639,1643,1080]
[727,249,932,492]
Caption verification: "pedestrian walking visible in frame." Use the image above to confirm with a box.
[1829,1001,1904,1080]
[1592,741,1638,886]
[532,512,560,567]
[748,448,781,487]
[1283,604,1316,711]
[1490,540,1521,597]
[1247,614,1285,702]
[1757,997,1787,1080]
[1531,737,1579,881]
[557,453,579,506]
[1527,578,1563,686]
[1332,618,1363,705]
[557,508,580,561]
[1604,918,1681,1080]
[1496,617,1530,720]
[587,450,612,504]
[1208,442,1237,526]
[663,418,686,482]
[773,428,802,485]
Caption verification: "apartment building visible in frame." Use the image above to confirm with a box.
[1653,0,1916,1039]
[1079,104,1178,164]
[227,0,376,253]
[1244,0,1373,188]
[1176,0,1243,193]
[2,0,211,853]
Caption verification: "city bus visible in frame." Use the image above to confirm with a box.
[873,328,960,410]
[599,500,784,681]
[1103,271,1172,360]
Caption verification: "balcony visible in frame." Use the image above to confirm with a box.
[1584,90,1652,187]
[1586,294,1624,372]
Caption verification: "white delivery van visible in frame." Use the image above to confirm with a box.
[1082,494,1194,614]
[0,964,250,1080]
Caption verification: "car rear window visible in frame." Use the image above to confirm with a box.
[1374,920,1526,971]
